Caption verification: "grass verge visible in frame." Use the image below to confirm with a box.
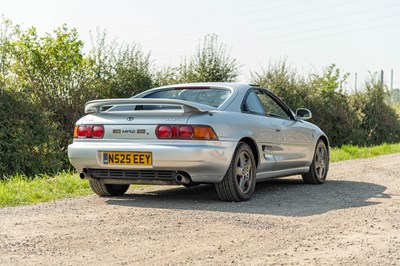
[0,172,92,208]
[1,143,400,208]
[330,143,400,162]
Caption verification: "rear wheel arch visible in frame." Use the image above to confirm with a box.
[239,137,259,168]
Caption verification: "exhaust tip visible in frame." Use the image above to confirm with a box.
[79,172,86,179]
[175,173,191,185]
[176,174,183,182]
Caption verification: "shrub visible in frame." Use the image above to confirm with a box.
[307,65,362,146]
[88,30,154,98]
[10,25,96,156]
[0,89,61,177]
[352,74,400,145]
[177,34,240,83]
[251,59,310,109]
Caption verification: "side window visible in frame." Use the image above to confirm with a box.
[257,92,291,120]
[243,91,265,115]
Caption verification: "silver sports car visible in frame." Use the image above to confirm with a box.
[68,83,329,201]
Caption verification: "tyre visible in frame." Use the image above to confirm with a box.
[215,142,256,202]
[89,180,130,196]
[302,139,329,184]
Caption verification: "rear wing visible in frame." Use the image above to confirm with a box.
[84,98,217,114]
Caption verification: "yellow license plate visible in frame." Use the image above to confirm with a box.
[102,152,152,166]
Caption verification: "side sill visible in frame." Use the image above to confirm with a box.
[256,167,309,182]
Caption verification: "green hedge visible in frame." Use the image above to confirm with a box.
[0,89,61,177]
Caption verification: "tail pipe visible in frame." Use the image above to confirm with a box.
[175,172,191,185]
[80,171,94,180]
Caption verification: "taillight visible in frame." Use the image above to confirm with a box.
[77,126,88,138]
[74,125,104,139]
[178,126,194,139]
[155,125,218,140]
[192,126,218,140]
[156,125,172,138]
[92,126,104,138]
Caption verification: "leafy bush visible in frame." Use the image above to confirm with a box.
[10,25,97,156]
[0,89,61,177]
[177,34,240,83]
[251,59,309,109]
[352,74,400,145]
[88,30,154,98]
[306,65,362,146]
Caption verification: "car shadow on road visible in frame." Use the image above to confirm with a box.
[105,177,390,217]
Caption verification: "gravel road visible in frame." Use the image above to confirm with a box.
[1,154,400,265]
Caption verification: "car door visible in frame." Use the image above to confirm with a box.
[255,89,314,170]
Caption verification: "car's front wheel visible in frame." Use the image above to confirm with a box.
[89,180,130,196]
[302,139,329,184]
[215,142,256,202]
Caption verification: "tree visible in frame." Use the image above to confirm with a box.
[177,34,240,83]
[353,73,400,145]
[308,64,361,146]
[251,59,309,109]
[88,30,154,99]
[10,25,96,157]
[0,17,19,88]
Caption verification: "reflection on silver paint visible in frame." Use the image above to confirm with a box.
[262,144,275,161]
[264,153,275,161]
[166,118,185,121]
[210,149,227,161]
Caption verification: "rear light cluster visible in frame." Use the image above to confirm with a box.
[155,125,218,140]
[74,125,104,139]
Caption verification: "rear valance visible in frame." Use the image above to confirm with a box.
[84,98,217,114]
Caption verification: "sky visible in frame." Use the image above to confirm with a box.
[1,0,400,90]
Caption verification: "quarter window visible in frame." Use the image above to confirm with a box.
[243,91,265,115]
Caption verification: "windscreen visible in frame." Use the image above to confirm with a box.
[143,88,231,108]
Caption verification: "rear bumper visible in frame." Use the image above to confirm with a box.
[67,140,237,183]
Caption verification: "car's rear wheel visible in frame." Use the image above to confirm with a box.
[215,142,256,202]
[302,139,329,184]
[89,180,130,196]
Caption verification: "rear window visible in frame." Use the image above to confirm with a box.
[143,88,231,108]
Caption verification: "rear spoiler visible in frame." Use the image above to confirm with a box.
[84,98,217,114]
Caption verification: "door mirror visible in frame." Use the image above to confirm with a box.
[296,108,312,120]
